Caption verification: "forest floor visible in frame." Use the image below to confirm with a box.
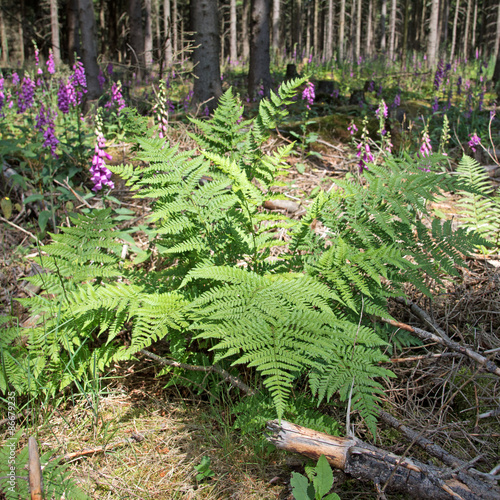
[1,121,500,499]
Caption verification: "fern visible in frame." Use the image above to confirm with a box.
[454,155,500,251]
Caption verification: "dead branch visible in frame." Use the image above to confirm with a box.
[380,318,500,378]
[266,420,500,500]
[28,437,43,500]
[140,349,256,395]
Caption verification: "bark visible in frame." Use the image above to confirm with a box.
[172,0,177,55]
[305,0,311,57]
[419,0,427,50]
[0,1,8,64]
[50,0,61,65]
[164,0,173,65]
[78,0,101,101]
[450,0,459,61]
[272,0,280,55]
[471,0,477,54]
[192,0,222,112]
[388,0,397,61]
[355,0,361,61]
[248,0,271,98]
[492,38,500,84]
[242,0,250,60]
[349,0,356,60]
[401,0,409,65]
[463,0,471,58]
[28,438,43,500]
[339,0,345,59]
[154,0,161,59]
[128,0,145,73]
[325,0,334,61]
[427,0,440,68]
[495,1,500,63]
[144,0,153,70]
[313,0,319,57]
[366,0,373,57]
[266,420,500,500]
[230,0,238,62]
[17,0,25,65]
[380,0,387,52]
[67,0,80,65]
[292,0,302,56]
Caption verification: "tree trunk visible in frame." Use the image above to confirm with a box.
[349,0,356,60]
[427,0,440,68]
[248,0,271,97]
[172,0,178,56]
[355,0,361,61]
[292,0,302,57]
[313,0,319,57]
[325,0,334,61]
[154,0,161,60]
[272,0,280,55]
[67,0,80,65]
[0,0,7,65]
[144,0,153,71]
[471,0,478,55]
[339,0,345,59]
[366,0,373,57]
[401,0,409,65]
[164,0,173,65]
[493,36,500,84]
[18,0,25,65]
[192,0,222,112]
[494,0,500,63]
[450,0,459,61]
[380,0,387,53]
[463,0,471,58]
[128,0,145,74]
[388,0,397,61]
[242,0,250,60]
[50,0,61,65]
[230,0,238,62]
[78,0,101,101]
[266,420,500,500]
[419,0,427,50]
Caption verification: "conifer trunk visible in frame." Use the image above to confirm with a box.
[248,0,271,97]
[50,0,61,65]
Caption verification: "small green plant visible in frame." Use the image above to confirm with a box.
[194,456,215,482]
[290,454,340,500]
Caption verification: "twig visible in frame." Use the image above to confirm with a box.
[0,215,42,244]
[478,407,500,419]
[316,138,344,152]
[53,179,93,208]
[380,317,500,378]
[140,349,256,395]
[395,297,451,341]
[389,352,459,363]
[379,410,467,469]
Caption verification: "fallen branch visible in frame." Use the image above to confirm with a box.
[140,349,256,395]
[266,420,500,500]
[380,318,500,378]
[28,437,43,500]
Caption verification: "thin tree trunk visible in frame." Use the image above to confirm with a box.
[272,0,280,55]
[450,0,460,61]
[313,0,319,57]
[389,0,397,61]
[230,0,238,62]
[145,0,153,70]
[99,0,105,55]
[366,0,373,57]
[18,0,25,65]
[471,0,478,55]
[242,0,250,60]
[67,0,80,65]
[427,0,440,68]
[164,0,173,64]
[419,0,427,50]
[463,0,471,58]
[402,0,409,65]
[355,0,362,61]
[305,1,311,57]
[339,0,345,59]
[349,0,356,60]
[50,0,61,65]
[172,0,178,55]
[380,0,387,52]
[248,0,271,97]
[128,0,145,73]
[78,0,101,101]
[292,0,302,57]
[495,0,500,63]
[154,0,161,60]
[0,1,8,65]
[325,0,334,60]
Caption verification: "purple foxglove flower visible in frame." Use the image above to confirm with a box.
[376,100,388,119]
[17,76,36,113]
[57,80,70,114]
[468,133,481,152]
[12,73,20,85]
[98,70,105,89]
[302,82,315,109]
[432,97,439,113]
[47,50,55,74]
[90,111,114,191]
[347,122,358,135]
[35,105,59,158]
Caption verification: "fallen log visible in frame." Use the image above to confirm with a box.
[265,420,500,500]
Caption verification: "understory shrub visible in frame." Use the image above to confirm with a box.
[3,79,488,438]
